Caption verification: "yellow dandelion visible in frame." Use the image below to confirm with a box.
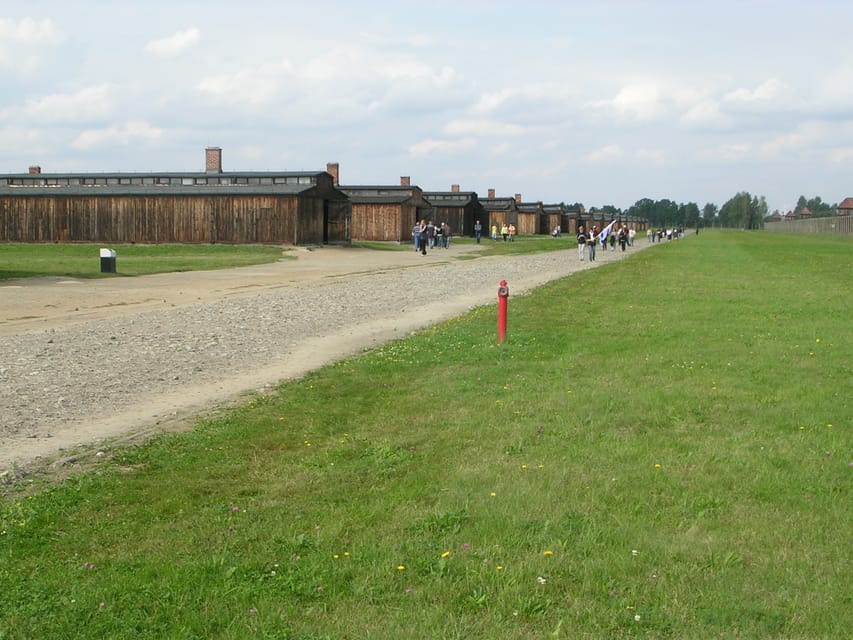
[827,423,833,428]
[538,464,544,469]
[543,550,553,557]
[521,464,528,470]
[343,552,350,557]
[816,338,821,343]
[490,492,497,497]
[654,463,662,469]
[396,565,406,571]
[441,551,451,559]
[333,554,339,560]
[496,565,504,571]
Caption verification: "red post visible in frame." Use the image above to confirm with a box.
[497,280,509,343]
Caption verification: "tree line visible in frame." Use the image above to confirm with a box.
[581,193,840,230]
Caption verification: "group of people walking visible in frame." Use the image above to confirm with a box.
[488,222,516,242]
[576,224,634,261]
[412,220,452,255]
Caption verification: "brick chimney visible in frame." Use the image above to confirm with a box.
[205,147,222,173]
[488,188,495,199]
[28,165,42,174]
[451,184,460,193]
[326,162,340,186]
[515,193,522,204]
[400,176,411,186]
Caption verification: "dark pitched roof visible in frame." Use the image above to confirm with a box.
[0,171,334,197]
[423,191,479,207]
[479,197,517,211]
[516,202,543,213]
[837,197,853,209]
[339,185,422,205]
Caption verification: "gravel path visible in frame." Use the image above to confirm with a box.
[1,243,645,472]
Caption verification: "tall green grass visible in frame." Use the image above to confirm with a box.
[2,231,850,639]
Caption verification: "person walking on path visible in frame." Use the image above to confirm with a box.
[577,226,586,261]
[426,221,436,249]
[474,219,482,244]
[587,226,598,261]
[417,219,428,255]
[508,223,516,242]
[491,224,498,241]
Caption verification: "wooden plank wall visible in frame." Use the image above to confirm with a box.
[764,217,853,235]
[516,213,537,235]
[0,194,306,244]
[352,203,405,242]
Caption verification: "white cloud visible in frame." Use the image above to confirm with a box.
[829,147,853,164]
[380,60,455,84]
[72,120,163,149]
[0,16,61,44]
[197,60,294,105]
[724,78,786,104]
[681,99,732,129]
[444,119,527,137]
[0,17,62,68]
[584,144,625,164]
[707,142,753,162]
[635,148,667,165]
[472,88,520,113]
[409,138,476,157]
[610,83,666,120]
[145,28,200,57]
[22,85,115,123]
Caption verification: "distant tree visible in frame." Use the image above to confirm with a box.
[679,202,701,228]
[628,198,655,225]
[805,196,835,217]
[719,192,766,229]
[655,199,679,227]
[702,202,718,226]
[795,195,808,214]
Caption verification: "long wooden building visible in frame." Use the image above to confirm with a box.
[0,148,350,245]
[422,186,485,238]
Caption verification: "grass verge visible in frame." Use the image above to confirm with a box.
[0,243,287,280]
[2,231,850,639]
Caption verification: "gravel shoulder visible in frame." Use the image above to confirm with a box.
[1,241,648,475]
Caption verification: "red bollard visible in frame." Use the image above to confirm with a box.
[497,280,509,344]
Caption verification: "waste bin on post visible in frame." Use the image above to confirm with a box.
[99,248,116,273]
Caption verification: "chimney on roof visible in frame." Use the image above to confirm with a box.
[400,176,411,187]
[205,147,222,173]
[326,162,340,186]
[488,188,495,199]
[515,193,522,204]
[451,184,460,193]
[28,165,42,174]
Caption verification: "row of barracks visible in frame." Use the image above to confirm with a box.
[0,147,646,245]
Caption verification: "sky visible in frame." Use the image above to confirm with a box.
[1,1,852,213]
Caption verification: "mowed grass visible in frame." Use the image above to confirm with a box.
[2,231,850,639]
[0,243,286,280]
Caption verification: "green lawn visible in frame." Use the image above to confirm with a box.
[2,231,850,639]
[0,243,286,280]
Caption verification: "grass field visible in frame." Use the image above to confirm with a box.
[0,243,286,280]
[2,231,851,639]
[1,236,566,281]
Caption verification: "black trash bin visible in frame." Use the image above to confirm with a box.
[99,248,116,273]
